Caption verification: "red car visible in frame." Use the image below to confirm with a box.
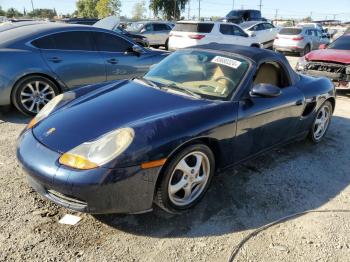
[296,33,350,89]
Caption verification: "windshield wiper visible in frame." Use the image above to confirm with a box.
[165,83,201,98]
[134,77,161,89]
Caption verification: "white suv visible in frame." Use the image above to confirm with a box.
[168,21,262,51]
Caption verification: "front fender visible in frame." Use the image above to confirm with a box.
[109,101,238,168]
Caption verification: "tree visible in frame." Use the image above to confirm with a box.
[6,8,22,18]
[150,0,188,20]
[0,6,6,16]
[96,0,121,18]
[301,16,312,22]
[28,9,57,19]
[132,1,146,20]
[76,0,98,18]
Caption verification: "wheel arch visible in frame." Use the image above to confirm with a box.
[10,73,64,105]
[326,97,336,112]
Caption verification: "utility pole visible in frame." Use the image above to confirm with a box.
[275,9,278,23]
[188,0,190,20]
[258,0,263,11]
[30,0,35,12]
[232,0,235,9]
[198,0,201,21]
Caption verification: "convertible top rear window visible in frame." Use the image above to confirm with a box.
[279,28,302,35]
[173,23,214,33]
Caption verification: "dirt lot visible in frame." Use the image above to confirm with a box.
[1,56,350,262]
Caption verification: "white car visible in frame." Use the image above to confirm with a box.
[168,21,263,51]
[240,21,279,48]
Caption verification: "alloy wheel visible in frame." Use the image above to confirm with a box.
[168,151,210,206]
[20,80,56,114]
[313,104,331,141]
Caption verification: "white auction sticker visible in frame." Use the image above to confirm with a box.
[211,56,242,69]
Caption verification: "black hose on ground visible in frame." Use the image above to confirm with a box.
[228,209,350,262]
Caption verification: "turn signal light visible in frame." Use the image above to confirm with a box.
[59,153,99,170]
[27,118,37,129]
[141,158,167,169]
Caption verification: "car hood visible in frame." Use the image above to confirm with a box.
[306,49,350,64]
[33,80,213,153]
[93,15,119,30]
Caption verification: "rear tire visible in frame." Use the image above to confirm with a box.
[308,101,333,143]
[11,75,59,116]
[155,144,215,214]
[165,39,169,50]
[300,45,310,56]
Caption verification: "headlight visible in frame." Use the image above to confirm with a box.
[296,56,308,71]
[59,128,135,170]
[27,92,75,129]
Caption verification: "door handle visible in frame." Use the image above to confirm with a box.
[48,57,62,63]
[107,58,119,64]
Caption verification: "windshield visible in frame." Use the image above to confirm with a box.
[328,35,350,50]
[144,50,249,100]
[126,22,144,32]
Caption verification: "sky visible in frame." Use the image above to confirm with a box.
[1,0,350,21]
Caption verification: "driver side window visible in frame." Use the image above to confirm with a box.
[253,62,290,88]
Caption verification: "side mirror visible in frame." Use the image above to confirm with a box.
[250,83,281,98]
[132,44,143,54]
[319,44,327,49]
[248,31,256,37]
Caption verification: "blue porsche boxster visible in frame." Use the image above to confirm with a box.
[17,44,336,214]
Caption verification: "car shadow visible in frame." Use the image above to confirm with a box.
[94,115,350,238]
[0,107,30,125]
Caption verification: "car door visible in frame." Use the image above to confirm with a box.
[92,31,151,80]
[233,61,305,161]
[251,23,265,44]
[219,24,240,44]
[34,31,106,88]
[151,23,171,45]
[140,23,157,45]
[262,23,277,47]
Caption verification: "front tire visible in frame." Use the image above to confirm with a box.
[309,101,333,143]
[155,144,215,214]
[12,76,59,116]
[300,45,310,56]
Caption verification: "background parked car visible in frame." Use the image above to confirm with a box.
[126,21,172,49]
[0,23,168,115]
[273,27,328,56]
[240,21,279,48]
[297,22,330,38]
[93,16,149,47]
[224,9,266,24]
[168,21,262,51]
[296,33,350,89]
[0,20,46,32]
[60,18,99,25]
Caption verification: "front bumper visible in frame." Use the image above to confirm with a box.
[299,70,350,89]
[17,130,161,214]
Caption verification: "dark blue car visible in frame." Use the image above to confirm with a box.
[0,23,167,115]
[17,44,336,214]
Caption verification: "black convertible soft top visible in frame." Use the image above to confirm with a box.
[193,43,284,62]
[193,43,299,84]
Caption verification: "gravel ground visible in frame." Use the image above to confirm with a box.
[1,56,350,262]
